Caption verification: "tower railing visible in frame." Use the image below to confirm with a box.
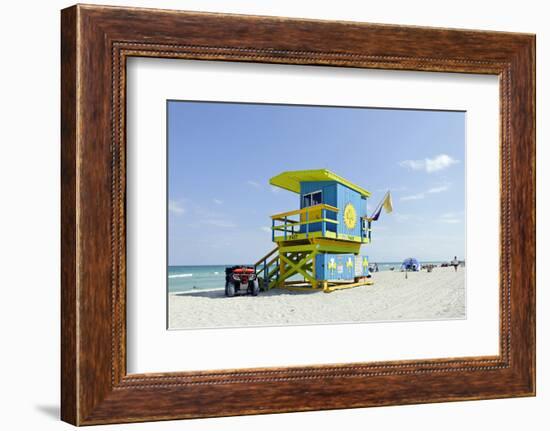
[361,217,372,242]
[270,204,339,241]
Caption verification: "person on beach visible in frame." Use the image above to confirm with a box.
[451,256,459,272]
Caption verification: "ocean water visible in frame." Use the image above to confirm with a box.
[168,261,445,293]
[168,265,229,293]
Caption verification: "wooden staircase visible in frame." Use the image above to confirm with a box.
[253,247,280,290]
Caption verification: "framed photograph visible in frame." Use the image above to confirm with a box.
[165,100,466,331]
[61,4,535,425]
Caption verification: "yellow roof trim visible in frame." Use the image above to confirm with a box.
[269,169,371,198]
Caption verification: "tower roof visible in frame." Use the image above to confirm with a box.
[269,169,371,198]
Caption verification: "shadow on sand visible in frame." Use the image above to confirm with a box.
[174,288,319,299]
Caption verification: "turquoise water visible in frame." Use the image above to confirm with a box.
[168,265,229,293]
[168,261,445,293]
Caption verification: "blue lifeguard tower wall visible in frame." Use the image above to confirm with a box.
[299,181,367,238]
[315,254,371,281]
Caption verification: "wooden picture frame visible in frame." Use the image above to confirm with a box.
[61,4,535,425]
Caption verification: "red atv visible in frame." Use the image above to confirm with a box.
[224,266,260,297]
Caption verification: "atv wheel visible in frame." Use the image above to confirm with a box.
[225,281,236,297]
[250,280,260,296]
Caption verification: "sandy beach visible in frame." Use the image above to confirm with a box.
[168,266,465,329]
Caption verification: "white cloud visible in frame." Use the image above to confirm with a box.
[393,212,423,223]
[399,159,425,171]
[377,186,407,192]
[440,212,462,224]
[213,199,223,205]
[393,213,409,222]
[270,185,280,194]
[260,226,272,233]
[427,184,450,194]
[400,183,451,201]
[168,200,185,215]
[426,154,459,172]
[399,154,459,173]
[247,180,261,189]
[203,219,237,228]
[400,193,425,201]
[440,218,461,224]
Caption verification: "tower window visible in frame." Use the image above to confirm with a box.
[303,190,322,207]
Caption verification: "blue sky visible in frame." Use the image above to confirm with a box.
[168,101,465,265]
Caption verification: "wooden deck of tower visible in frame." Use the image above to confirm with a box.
[254,169,384,293]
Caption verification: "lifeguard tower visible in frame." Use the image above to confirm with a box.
[254,169,384,293]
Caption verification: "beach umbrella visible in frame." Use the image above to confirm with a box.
[401,257,421,271]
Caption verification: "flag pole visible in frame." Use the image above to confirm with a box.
[369,191,389,220]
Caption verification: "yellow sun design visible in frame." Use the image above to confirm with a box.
[343,203,357,229]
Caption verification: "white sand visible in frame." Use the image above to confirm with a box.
[169,266,465,329]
